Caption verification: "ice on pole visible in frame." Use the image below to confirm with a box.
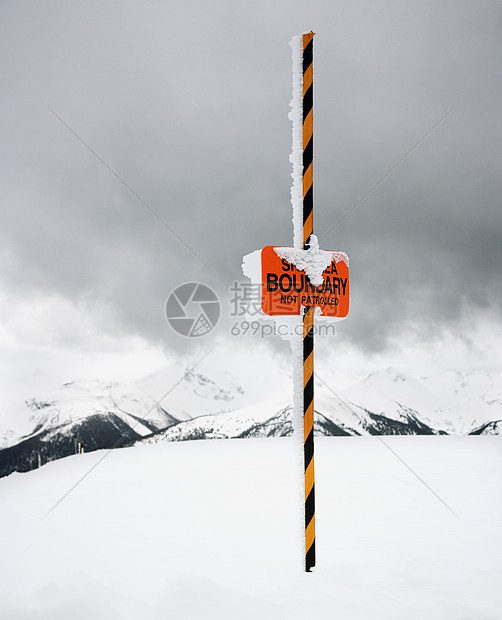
[241,32,349,573]
[288,33,306,251]
[298,32,316,573]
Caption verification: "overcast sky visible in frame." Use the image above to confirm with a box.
[1,0,502,407]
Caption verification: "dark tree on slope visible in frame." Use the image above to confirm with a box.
[0,414,141,478]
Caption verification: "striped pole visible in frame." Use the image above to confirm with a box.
[302,32,314,248]
[302,32,315,572]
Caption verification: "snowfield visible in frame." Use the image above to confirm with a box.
[0,436,501,619]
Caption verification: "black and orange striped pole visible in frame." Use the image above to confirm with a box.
[248,32,350,572]
[302,31,316,573]
[304,304,315,572]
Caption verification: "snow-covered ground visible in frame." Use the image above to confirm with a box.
[1,436,501,619]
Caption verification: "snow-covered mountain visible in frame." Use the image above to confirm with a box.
[0,380,179,478]
[0,425,16,450]
[1,365,501,477]
[337,367,502,435]
[139,365,250,420]
[0,359,279,478]
[315,367,502,436]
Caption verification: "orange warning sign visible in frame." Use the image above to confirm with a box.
[261,245,349,317]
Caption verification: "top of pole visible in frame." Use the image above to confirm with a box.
[289,32,315,250]
[301,34,314,250]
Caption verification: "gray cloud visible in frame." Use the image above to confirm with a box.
[1,0,501,356]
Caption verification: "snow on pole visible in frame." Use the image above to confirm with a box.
[302,33,314,250]
[289,30,316,573]
[302,32,316,573]
[289,35,304,250]
[245,32,349,573]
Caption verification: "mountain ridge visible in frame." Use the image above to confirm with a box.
[1,365,501,477]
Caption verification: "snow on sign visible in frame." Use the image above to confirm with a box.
[261,244,349,317]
